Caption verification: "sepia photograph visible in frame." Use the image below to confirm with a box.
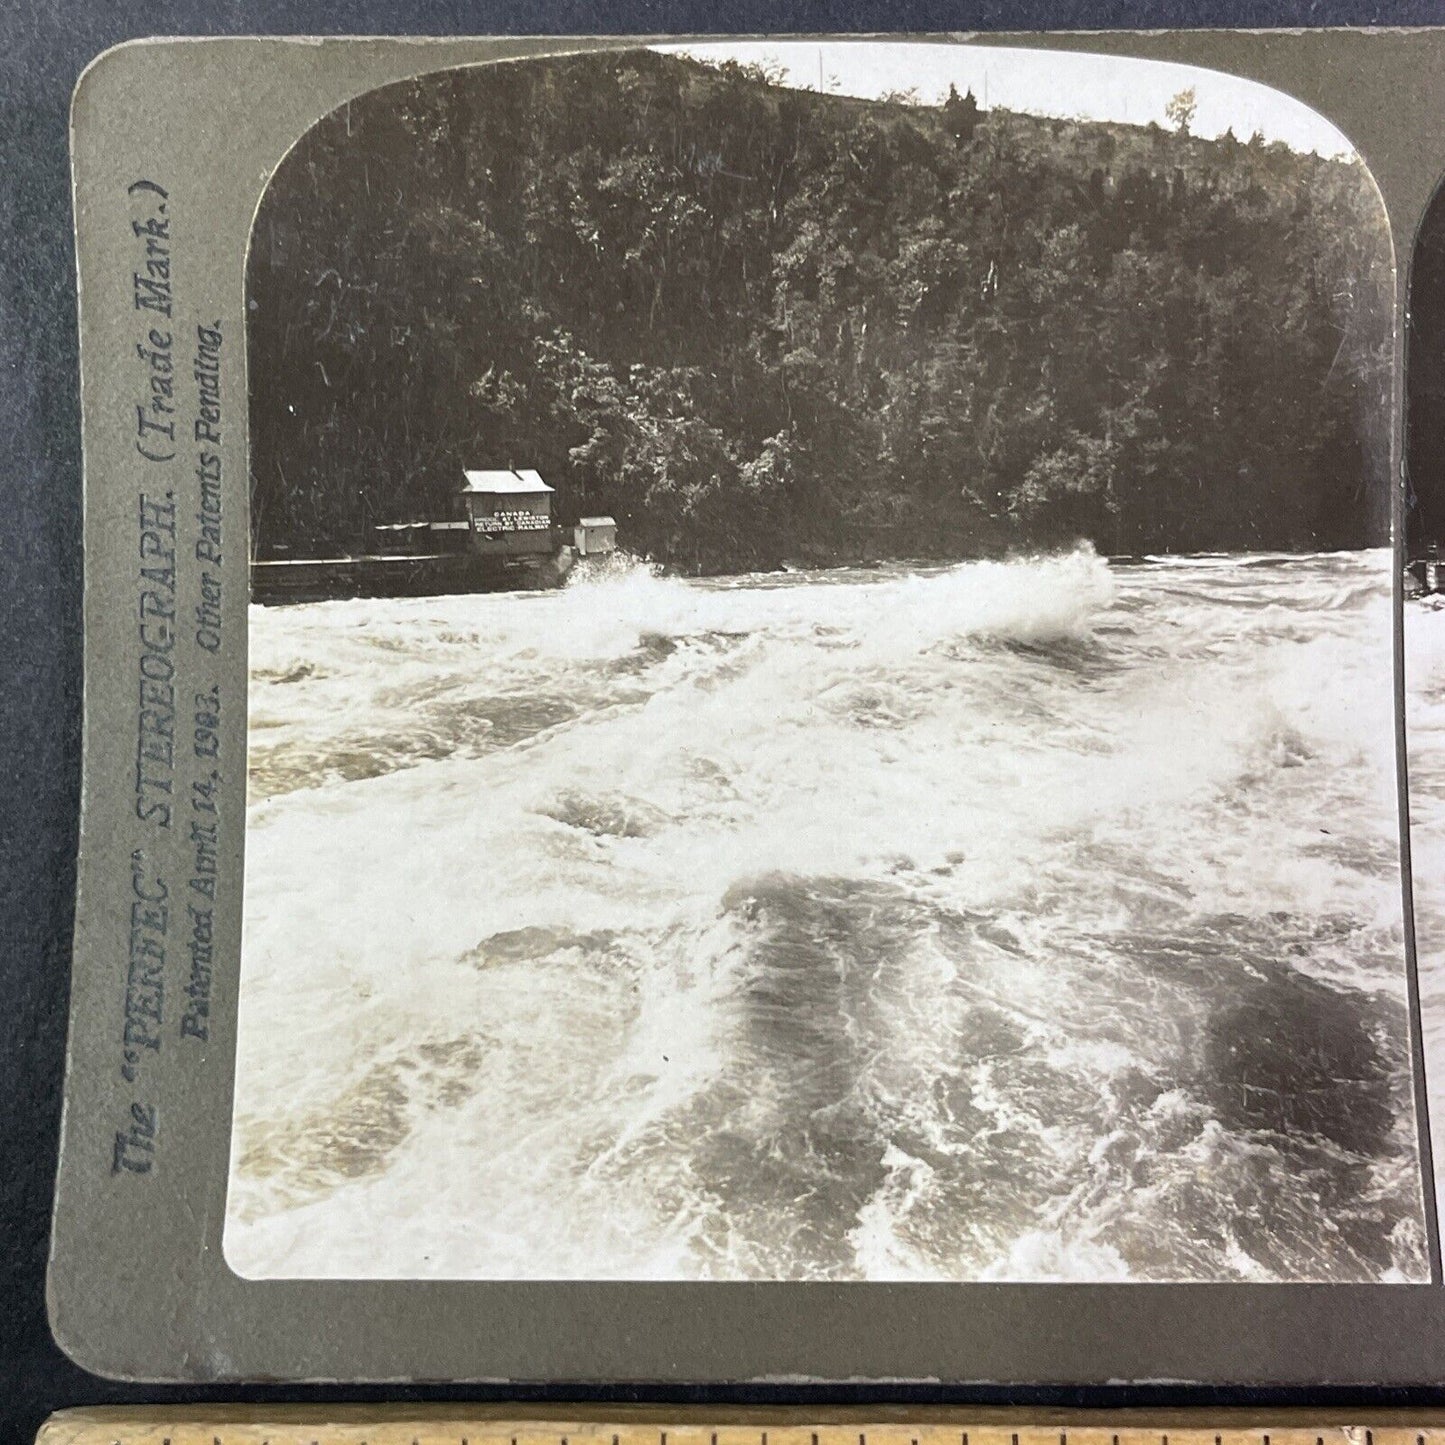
[223,41,1428,1284]
[1403,168,1445,1235]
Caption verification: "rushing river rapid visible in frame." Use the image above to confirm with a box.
[226,548,1432,1282]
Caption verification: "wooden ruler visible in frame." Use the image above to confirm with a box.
[32,1410,1445,1445]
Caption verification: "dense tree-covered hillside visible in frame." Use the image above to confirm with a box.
[249,48,1393,570]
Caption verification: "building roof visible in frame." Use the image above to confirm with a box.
[462,468,554,495]
[577,516,617,528]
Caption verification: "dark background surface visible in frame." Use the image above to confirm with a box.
[8,3,1445,1443]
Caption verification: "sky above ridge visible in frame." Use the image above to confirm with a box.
[651,41,1356,159]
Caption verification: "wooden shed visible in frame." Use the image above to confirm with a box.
[460,469,555,556]
[573,516,618,557]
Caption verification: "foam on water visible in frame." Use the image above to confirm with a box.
[227,548,1428,1281]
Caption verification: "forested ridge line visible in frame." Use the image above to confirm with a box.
[249,47,1393,571]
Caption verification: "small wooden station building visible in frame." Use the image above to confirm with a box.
[252,465,616,601]
[461,468,557,556]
